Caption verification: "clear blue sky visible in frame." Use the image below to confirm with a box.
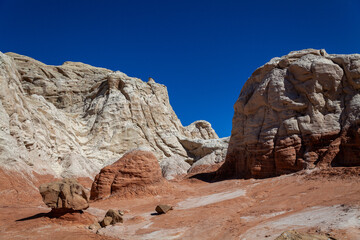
[1,0,359,137]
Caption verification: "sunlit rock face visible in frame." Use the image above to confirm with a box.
[0,52,220,178]
[218,49,360,179]
[90,150,163,200]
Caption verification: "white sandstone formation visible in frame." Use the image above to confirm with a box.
[0,52,224,179]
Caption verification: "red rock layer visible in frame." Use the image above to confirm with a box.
[90,150,163,200]
[218,126,360,179]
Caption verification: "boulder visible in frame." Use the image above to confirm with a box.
[100,216,113,228]
[155,204,173,214]
[90,150,163,200]
[104,209,123,224]
[218,49,360,179]
[39,178,89,212]
[98,209,124,228]
[89,222,101,231]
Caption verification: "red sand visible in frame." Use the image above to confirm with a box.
[0,167,359,239]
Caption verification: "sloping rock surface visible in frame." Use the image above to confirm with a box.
[0,52,220,178]
[219,49,360,178]
[90,150,163,200]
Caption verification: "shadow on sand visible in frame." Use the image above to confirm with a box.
[15,212,49,222]
[189,171,218,183]
[150,212,161,216]
[16,209,83,222]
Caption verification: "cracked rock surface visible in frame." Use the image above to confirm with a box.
[219,49,360,178]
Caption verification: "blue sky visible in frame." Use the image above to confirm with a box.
[1,0,359,137]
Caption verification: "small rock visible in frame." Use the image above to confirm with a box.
[155,204,173,214]
[88,222,101,231]
[100,216,113,227]
[118,210,125,216]
[105,209,123,224]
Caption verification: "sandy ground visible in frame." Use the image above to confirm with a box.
[0,167,359,240]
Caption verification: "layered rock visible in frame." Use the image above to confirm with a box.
[160,155,191,180]
[0,52,220,179]
[218,49,360,179]
[160,137,229,179]
[39,178,89,213]
[90,150,163,199]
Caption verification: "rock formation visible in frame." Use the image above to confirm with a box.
[90,150,163,199]
[0,52,222,180]
[219,49,360,179]
[39,178,89,213]
[160,137,229,179]
[160,155,192,180]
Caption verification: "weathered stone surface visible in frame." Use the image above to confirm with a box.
[160,137,229,179]
[275,230,333,240]
[0,52,220,180]
[39,178,89,211]
[100,216,113,228]
[155,204,173,214]
[89,222,101,231]
[184,120,218,139]
[104,209,123,224]
[160,156,191,180]
[218,49,360,179]
[90,150,163,200]
[179,137,229,161]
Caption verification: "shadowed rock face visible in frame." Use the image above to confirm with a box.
[90,150,163,200]
[218,49,360,179]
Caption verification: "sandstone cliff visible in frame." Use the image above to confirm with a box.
[0,52,221,178]
[219,49,360,178]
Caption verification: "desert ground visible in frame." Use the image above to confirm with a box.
[0,166,359,240]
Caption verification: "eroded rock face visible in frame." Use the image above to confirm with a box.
[160,137,229,179]
[160,155,192,180]
[218,49,360,179]
[39,178,89,212]
[0,52,220,179]
[90,150,163,200]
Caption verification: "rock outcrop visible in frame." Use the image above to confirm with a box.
[0,52,221,179]
[39,178,89,212]
[90,150,163,200]
[160,137,229,179]
[160,155,192,180]
[218,49,360,179]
